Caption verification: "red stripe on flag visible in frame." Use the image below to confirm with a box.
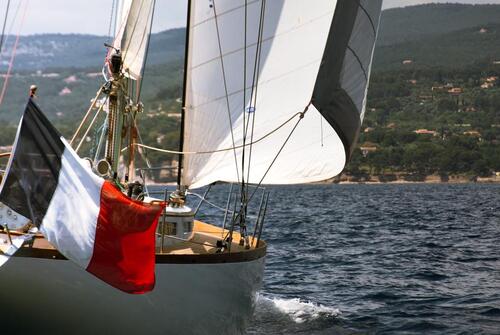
[86,181,165,294]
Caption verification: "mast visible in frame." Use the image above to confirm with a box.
[176,0,192,188]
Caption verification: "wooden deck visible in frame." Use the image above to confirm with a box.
[0,220,266,264]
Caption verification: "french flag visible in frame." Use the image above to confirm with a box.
[0,99,164,294]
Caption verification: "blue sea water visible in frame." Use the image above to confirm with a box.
[190,183,500,334]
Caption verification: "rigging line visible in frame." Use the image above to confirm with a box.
[212,0,240,184]
[249,108,306,200]
[0,0,20,64]
[0,0,11,53]
[75,96,109,153]
[230,103,310,227]
[121,110,304,155]
[134,118,153,169]
[0,0,27,108]
[240,0,248,224]
[241,0,263,224]
[187,191,237,216]
[193,0,259,28]
[137,0,155,103]
[245,0,266,195]
[320,116,324,147]
[106,0,116,42]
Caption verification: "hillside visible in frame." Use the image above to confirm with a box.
[0,3,498,180]
[373,23,500,70]
[378,3,500,46]
[0,28,185,71]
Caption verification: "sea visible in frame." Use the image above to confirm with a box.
[184,183,500,334]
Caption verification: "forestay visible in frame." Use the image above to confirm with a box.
[113,0,154,80]
[181,0,382,189]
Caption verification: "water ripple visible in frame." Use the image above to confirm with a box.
[194,183,500,334]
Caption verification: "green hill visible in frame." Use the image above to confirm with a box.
[379,4,500,46]
[0,29,185,71]
[374,23,500,70]
[0,3,499,179]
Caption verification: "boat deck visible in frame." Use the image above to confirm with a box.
[0,220,266,264]
[162,220,249,253]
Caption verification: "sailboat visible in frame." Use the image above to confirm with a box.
[0,0,382,334]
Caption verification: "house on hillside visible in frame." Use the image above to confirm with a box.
[414,129,438,136]
[448,87,463,96]
[463,130,481,137]
[359,142,377,157]
[63,75,78,84]
[59,87,72,96]
[481,76,498,89]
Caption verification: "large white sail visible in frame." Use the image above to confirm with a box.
[181,0,382,189]
[113,0,154,80]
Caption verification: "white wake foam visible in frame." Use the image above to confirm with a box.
[257,295,341,324]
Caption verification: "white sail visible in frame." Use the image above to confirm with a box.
[113,0,154,80]
[181,0,382,189]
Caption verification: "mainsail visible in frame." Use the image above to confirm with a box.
[113,0,154,80]
[181,0,382,189]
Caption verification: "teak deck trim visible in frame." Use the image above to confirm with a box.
[0,220,267,264]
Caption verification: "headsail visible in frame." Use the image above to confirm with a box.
[113,0,155,80]
[181,0,382,189]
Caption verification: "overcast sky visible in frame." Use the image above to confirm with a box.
[3,0,500,36]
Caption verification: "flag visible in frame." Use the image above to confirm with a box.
[0,99,164,294]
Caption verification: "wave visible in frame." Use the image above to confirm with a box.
[256,295,341,324]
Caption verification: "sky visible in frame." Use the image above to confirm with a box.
[2,0,500,36]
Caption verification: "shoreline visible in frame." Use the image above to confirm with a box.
[144,176,500,187]
[331,174,500,185]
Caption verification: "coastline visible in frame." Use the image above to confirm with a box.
[330,174,500,185]
[144,175,500,187]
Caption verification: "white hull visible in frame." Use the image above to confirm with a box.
[0,255,265,334]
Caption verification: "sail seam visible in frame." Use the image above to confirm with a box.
[345,45,368,82]
[191,10,334,70]
[357,3,377,37]
[192,0,260,28]
[191,58,321,110]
